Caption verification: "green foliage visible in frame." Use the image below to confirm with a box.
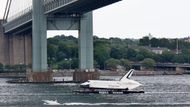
[0,63,3,69]
[160,51,175,63]
[0,64,27,73]
[110,47,127,59]
[47,35,78,69]
[159,38,170,48]
[70,58,79,69]
[47,35,190,70]
[135,54,144,61]
[142,58,156,70]
[105,58,120,70]
[173,55,185,63]
[139,36,150,46]
[126,48,137,60]
[57,60,71,69]
[94,60,100,69]
[120,59,131,70]
[47,44,58,65]
[150,38,159,47]
[138,48,154,59]
[139,36,190,50]
[94,41,111,69]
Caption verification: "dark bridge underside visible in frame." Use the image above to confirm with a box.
[4,0,122,34]
[46,0,122,14]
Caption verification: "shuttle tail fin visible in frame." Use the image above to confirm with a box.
[120,69,134,81]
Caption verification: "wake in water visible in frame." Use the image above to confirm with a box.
[43,100,60,105]
[42,100,190,106]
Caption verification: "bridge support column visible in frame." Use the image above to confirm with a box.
[176,67,184,75]
[74,12,99,82]
[0,20,9,65]
[28,0,52,82]
[79,12,94,70]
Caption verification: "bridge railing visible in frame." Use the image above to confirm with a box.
[4,10,32,33]
[44,0,76,14]
[7,6,32,22]
[4,0,77,33]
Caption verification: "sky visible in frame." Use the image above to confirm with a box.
[0,0,190,39]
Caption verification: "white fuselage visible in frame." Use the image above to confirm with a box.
[81,79,141,90]
[80,69,142,91]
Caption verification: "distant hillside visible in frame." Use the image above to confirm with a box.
[47,35,190,70]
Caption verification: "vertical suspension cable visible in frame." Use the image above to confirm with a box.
[5,0,12,21]
[3,0,12,22]
[3,0,9,21]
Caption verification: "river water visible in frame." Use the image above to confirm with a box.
[0,75,190,106]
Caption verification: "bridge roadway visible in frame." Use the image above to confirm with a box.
[4,0,121,34]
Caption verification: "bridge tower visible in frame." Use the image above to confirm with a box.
[79,12,94,70]
[2,0,121,82]
[27,0,50,82]
[32,0,47,72]
[28,0,95,82]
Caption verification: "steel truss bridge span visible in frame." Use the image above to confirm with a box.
[4,0,121,34]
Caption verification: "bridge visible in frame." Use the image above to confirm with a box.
[0,0,121,82]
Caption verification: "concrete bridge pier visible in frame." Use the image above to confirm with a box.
[27,0,52,82]
[73,12,99,82]
[0,20,9,65]
[79,12,93,70]
[8,34,32,65]
[0,20,32,66]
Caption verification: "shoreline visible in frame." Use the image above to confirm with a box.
[0,73,25,78]
[0,70,186,78]
[2,70,188,84]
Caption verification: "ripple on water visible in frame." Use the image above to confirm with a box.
[0,75,190,106]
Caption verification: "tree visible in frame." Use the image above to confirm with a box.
[160,51,175,63]
[105,58,120,70]
[94,60,100,69]
[57,60,70,69]
[94,44,111,69]
[138,48,153,58]
[142,58,156,70]
[56,51,67,62]
[58,42,70,58]
[71,58,79,69]
[120,59,131,70]
[182,49,190,55]
[110,47,123,59]
[150,38,159,47]
[159,38,170,48]
[135,54,144,61]
[173,55,185,63]
[0,63,3,71]
[139,36,150,46]
[127,48,137,60]
[47,44,58,66]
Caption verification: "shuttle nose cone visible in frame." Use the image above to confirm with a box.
[135,81,142,87]
[81,82,89,86]
[80,82,90,88]
[137,82,142,86]
[127,80,142,90]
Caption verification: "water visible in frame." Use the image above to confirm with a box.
[0,75,190,106]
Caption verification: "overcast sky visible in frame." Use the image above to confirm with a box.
[0,0,190,39]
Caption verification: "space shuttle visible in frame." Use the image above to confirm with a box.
[80,69,142,91]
